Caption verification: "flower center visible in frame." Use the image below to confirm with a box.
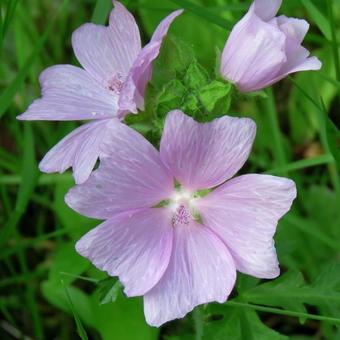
[169,189,196,227]
[107,73,124,94]
[172,205,191,227]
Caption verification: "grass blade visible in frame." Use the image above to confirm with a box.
[227,301,340,325]
[326,0,340,82]
[0,0,69,119]
[300,0,331,40]
[61,281,89,340]
[265,154,334,174]
[169,0,232,30]
[0,124,38,246]
[91,0,112,24]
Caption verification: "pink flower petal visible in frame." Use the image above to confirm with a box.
[76,208,173,296]
[252,0,282,21]
[160,110,256,191]
[220,8,287,92]
[143,221,236,327]
[277,15,309,43]
[17,65,118,121]
[118,9,183,115]
[72,1,141,86]
[39,119,114,184]
[65,122,174,219]
[196,174,297,279]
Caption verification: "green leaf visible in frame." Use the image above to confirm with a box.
[199,80,232,113]
[183,60,209,90]
[54,180,98,240]
[62,281,89,340]
[300,0,331,40]
[243,269,340,319]
[205,305,287,339]
[97,277,122,305]
[41,281,94,328]
[152,35,196,87]
[156,79,187,117]
[49,243,89,285]
[90,292,159,340]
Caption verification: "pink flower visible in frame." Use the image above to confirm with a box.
[17,1,182,184]
[220,0,321,92]
[65,110,297,326]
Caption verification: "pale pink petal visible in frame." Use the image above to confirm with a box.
[65,122,173,219]
[17,65,118,121]
[220,8,287,92]
[144,221,236,327]
[76,208,173,296]
[252,0,282,21]
[39,119,114,184]
[160,110,256,191]
[195,174,297,279]
[277,15,309,43]
[72,1,141,86]
[118,10,183,116]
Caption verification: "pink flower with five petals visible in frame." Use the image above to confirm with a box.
[17,1,182,184]
[65,110,297,326]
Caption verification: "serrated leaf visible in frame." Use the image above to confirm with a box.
[243,271,308,315]
[183,60,209,90]
[204,305,287,340]
[199,80,232,113]
[243,268,340,320]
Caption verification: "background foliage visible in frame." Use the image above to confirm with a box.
[1,0,340,339]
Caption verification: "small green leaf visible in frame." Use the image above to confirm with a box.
[182,93,200,113]
[199,80,232,113]
[97,277,122,305]
[183,60,209,90]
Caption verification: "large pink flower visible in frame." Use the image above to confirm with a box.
[17,1,182,184]
[65,110,297,326]
[220,0,321,92]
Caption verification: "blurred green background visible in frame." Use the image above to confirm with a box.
[1,0,340,339]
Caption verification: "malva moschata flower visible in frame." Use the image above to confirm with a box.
[65,110,297,326]
[220,0,321,92]
[17,1,182,184]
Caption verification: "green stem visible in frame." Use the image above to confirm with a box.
[327,0,340,83]
[227,301,340,325]
[265,88,287,171]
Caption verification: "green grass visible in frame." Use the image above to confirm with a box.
[1,0,340,339]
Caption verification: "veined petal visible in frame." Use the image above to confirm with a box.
[118,9,183,116]
[196,174,297,279]
[76,208,173,296]
[160,110,256,191]
[144,221,236,327]
[277,15,309,43]
[17,65,118,121]
[72,1,141,86]
[252,0,282,21]
[39,119,114,184]
[65,122,174,219]
[220,8,287,92]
